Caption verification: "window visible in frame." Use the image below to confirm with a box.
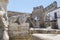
[0,6,3,11]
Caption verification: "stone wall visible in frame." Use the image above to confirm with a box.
[7,11,30,17]
[4,11,30,40]
[7,12,30,40]
[8,19,30,40]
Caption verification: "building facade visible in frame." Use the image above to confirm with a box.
[30,1,57,28]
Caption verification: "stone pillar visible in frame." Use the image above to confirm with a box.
[0,0,9,40]
[32,6,45,28]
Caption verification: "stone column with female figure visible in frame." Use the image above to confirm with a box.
[0,7,9,40]
[0,0,9,40]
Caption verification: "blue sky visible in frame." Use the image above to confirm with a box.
[7,0,60,13]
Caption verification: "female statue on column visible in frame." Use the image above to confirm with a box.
[0,6,9,40]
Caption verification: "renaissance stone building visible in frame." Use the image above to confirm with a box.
[0,0,60,40]
[30,1,58,28]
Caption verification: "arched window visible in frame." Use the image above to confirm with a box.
[54,12,57,19]
[34,16,39,21]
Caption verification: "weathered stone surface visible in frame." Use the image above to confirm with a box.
[8,15,30,40]
[9,23,29,37]
[31,1,57,28]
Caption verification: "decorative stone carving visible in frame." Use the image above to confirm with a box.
[0,8,9,40]
[8,15,29,37]
[0,0,9,40]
